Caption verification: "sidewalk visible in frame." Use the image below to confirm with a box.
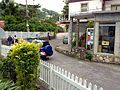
[49,39,120,90]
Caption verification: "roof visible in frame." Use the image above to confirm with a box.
[68,0,111,3]
[70,10,120,19]
[68,0,91,3]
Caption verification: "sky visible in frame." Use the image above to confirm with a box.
[14,0,65,13]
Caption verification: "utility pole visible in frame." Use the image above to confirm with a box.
[26,0,29,32]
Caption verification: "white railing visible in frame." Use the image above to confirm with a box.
[5,31,54,38]
[1,45,11,57]
[39,60,103,90]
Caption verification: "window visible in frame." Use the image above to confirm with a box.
[98,24,115,54]
[111,5,120,10]
[81,3,88,12]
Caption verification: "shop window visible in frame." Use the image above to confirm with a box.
[98,24,115,54]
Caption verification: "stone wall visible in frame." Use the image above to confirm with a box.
[55,46,87,60]
[55,46,120,64]
[93,54,120,64]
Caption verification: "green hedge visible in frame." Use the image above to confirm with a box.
[0,39,43,89]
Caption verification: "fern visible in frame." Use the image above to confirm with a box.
[0,80,20,90]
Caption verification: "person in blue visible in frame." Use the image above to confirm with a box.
[7,35,13,46]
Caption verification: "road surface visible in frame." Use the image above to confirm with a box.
[47,33,120,90]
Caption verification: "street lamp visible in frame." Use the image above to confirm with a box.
[26,0,29,32]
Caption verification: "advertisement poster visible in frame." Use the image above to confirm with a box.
[86,28,94,50]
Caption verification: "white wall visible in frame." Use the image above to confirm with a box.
[105,0,120,11]
[5,31,54,39]
[69,0,102,19]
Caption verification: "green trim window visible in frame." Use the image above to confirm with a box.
[98,24,115,54]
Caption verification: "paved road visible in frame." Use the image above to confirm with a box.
[47,33,120,90]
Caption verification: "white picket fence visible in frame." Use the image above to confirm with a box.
[39,60,103,90]
[1,45,11,57]
[0,45,103,90]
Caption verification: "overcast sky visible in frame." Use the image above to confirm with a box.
[14,0,65,13]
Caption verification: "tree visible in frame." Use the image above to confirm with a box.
[61,3,69,20]
[0,0,59,32]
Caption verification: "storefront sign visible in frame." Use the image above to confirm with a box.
[102,41,109,45]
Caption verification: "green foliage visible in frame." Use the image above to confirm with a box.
[86,51,93,61]
[40,8,60,22]
[86,20,94,28]
[7,40,41,89]
[0,58,16,82]
[2,40,42,89]
[0,80,19,90]
[0,1,59,32]
[57,26,64,32]
[61,3,69,20]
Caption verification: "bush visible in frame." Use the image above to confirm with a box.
[86,51,93,61]
[3,39,42,89]
[0,58,16,82]
[0,80,19,90]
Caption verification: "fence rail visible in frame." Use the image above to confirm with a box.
[39,60,103,90]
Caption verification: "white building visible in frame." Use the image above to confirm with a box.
[67,0,120,64]
[68,0,120,19]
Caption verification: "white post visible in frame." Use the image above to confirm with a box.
[68,17,73,51]
[94,22,99,54]
[49,64,53,90]
[114,22,120,56]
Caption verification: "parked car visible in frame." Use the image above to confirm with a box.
[25,38,53,60]
[63,36,68,44]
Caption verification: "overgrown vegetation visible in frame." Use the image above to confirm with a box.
[86,20,94,28]
[0,80,19,90]
[86,51,93,61]
[0,0,61,32]
[0,39,43,89]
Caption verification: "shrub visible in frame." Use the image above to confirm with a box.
[0,58,16,82]
[0,80,19,90]
[6,39,42,89]
[86,51,93,61]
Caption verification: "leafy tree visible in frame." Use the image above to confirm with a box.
[61,3,69,20]
[0,0,59,32]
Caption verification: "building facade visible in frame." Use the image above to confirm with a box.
[68,0,120,64]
